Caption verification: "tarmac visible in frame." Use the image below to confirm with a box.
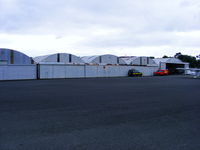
[0,76,200,150]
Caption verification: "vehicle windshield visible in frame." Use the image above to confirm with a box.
[130,69,138,72]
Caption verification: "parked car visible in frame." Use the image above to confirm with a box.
[185,70,196,75]
[153,69,169,76]
[128,69,143,77]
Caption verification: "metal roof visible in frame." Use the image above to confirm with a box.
[81,54,126,64]
[153,58,188,64]
[81,55,99,63]
[34,53,84,64]
[0,48,33,65]
[120,56,138,64]
[33,54,50,63]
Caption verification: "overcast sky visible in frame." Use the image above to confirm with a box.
[0,0,200,57]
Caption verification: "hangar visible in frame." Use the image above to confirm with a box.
[81,54,126,65]
[0,48,36,80]
[34,53,84,64]
[120,56,156,66]
[153,58,189,74]
[0,48,34,65]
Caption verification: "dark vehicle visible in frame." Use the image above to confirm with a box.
[128,69,143,77]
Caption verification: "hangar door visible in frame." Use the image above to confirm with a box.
[166,63,184,74]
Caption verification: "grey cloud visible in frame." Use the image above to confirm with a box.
[1,0,200,34]
[0,0,200,57]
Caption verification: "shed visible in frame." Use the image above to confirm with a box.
[153,58,189,74]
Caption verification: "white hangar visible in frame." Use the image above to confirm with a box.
[120,56,157,66]
[0,48,34,65]
[81,54,126,65]
[34,53,84,64]
[0,48,36,80]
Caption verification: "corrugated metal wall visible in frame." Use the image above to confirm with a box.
[0,64,158,80]
[38,64,158,79]
[39,65,85,79]
[0,65,37,80]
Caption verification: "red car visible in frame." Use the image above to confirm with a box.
[154,69,169,76]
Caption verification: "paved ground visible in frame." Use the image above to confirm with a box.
[0,76,200,150]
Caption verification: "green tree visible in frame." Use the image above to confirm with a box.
[162,55,169,58]
[174,52,182,58]
[177,54,198,68]
[196,60,200,68]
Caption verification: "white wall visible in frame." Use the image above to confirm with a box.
[0,65,36,80]
[0,64,159,80]
[39,64,158,79]
[85,65,128,77]
[39,64,85,79]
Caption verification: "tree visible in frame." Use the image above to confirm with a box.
[174,52,182,58]
[150,57,155,59]
[177,54,198,68]
[162,55,169,58]
[197,60,200,68]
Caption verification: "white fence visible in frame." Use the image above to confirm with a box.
[39,64,158,79]
[0,65,37,80]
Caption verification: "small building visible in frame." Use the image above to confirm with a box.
[153,58,189,74]
[0,48,34,65]
[34,53,84,64]
[120,56,156,66]
[81,54,126,65]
